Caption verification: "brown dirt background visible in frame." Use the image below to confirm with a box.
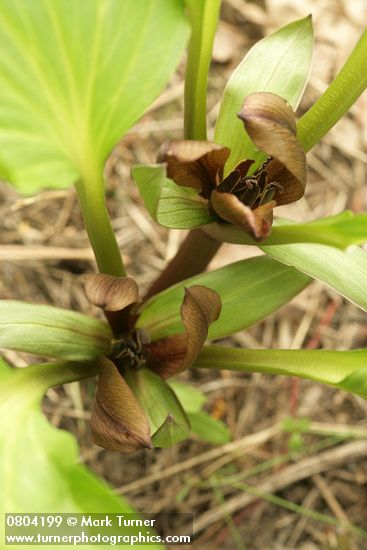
[1,0,367,548]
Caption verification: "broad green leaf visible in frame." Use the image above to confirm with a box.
[215,16,313,173]
[262,243,367,312]
[0,0,188,194]
[194,346,367,400]
[167,380,230,445]
[0,359,164,550]
[205,212,367,249]
[0,300,112,360]
[125,368,190,448]
[188,412,231,445]
[137,256,310,341]
[168,380,206,413]
[133,164,214,229]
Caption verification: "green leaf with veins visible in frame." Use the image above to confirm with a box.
[168,380,231,445]
[0,0,188,194]
[125,368,190,448]
[215,16,313,173]
[0,359,164,550]
[168,380,206,413]
[262,243,367,312]
[133,164,215,229]
[194,347,367,400]
[0,301,112,360]
[188,412,230,445]
[137,256,310,341]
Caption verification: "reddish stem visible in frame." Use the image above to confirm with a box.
[143,228,222,300]
[307,300,339,350]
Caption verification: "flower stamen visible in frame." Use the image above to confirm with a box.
[112,329,150,370]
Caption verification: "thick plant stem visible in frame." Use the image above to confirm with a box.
[76,179,125,277]
[144,1,222,298]
[298,28,367,152]
[184,0,221,140]
[144,228,221,300]
[76,178,128,334]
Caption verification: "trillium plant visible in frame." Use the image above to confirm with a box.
[1,0,367,533]
[84,273,221,452]
[157,92,306,239]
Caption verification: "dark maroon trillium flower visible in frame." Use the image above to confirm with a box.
[83,274,221,453]
[158,92,307,239]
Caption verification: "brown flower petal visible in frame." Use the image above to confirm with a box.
[148,285,221,379]
[217,159,255,193]
[146,333,187,379]
[238,92,306,205]
[210,190,275,239]
[158,140,230,199]
[90,358,151,453]
[84,274,139,312]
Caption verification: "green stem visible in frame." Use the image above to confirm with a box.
[194,346,367,388]
[298,27,367,152]
[76,178,125,277]
[184,0,221,140]
[143,1,221,297]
